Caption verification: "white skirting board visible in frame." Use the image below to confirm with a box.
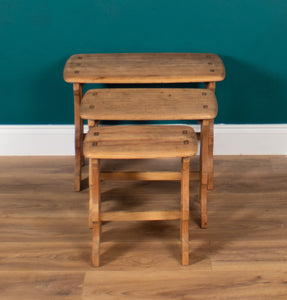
[0,124,287,155]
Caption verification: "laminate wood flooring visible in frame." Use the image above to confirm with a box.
[0,156,286,299]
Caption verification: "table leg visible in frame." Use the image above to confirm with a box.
[208,119,214,190]
[200,120,209,228]
[89,158,101,267]
[73,83,84,192]
[204,82,216,190]
[181,157,190,265]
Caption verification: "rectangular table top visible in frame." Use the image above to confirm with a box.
[63,53,225,84]
[80,88,218,120]
[84,125,197,159]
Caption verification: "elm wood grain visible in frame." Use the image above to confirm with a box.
[92,223,101,267]
[64,53,224,192]
[100,171,200,181]
[89,159,101,266]
[101,211,181,222]
[181,157,190,265]
[207,119,214,190]
[64,53,226,83]
[204,81,216,191]
[84,124,197,141]
[80,88,218,120]
[85,127,197,266]
[84,125,198,159]
[200,120,210,228]
[204,81,216,92]
[73,83,84,192]
[89,159,100,228]
[99,157,197,172]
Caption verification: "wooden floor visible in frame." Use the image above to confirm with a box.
[0,156,287,299]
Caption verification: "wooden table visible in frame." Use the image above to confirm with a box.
[63,53,225,192]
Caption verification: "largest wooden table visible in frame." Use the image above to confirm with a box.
[63,53,225,192]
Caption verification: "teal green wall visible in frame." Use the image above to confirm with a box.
[1,0,286,124]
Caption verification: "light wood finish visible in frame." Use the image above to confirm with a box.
[101,211,181,222]
[208,119,215,189]
[92,223,101,267]
[86,126,197,266]
[73,83,84,191]
[181,157,190,265]
[84,124,197,142]
[87,119,95,128]
[64,53,224,193]
[84,125,198,159]
[205,81,216,190]
[89,159,101,266]
[89,159,100,228]
[1,156,287,299]
[100,171,200,181]
[200,120,210,228]
[64,53,226,83]
[80,88,218,120]
[89,159,101,267]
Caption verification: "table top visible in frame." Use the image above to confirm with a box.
[80,88,217,120]
[84,125,197,159]
[63,53,225,84]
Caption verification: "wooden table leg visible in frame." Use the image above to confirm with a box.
[181,157,190,265]
[204,82,216,190]
[89,159,101,266]
[92,223,101,267]
[200,120,209,229]
[73,83,84,192]
[208,119,214,190]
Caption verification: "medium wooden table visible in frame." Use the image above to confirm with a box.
[63,53,225,192]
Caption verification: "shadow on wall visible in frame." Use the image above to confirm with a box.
[217,56,287,124]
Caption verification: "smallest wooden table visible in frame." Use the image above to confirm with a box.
[63,53,225,192]
[84,124,198,266]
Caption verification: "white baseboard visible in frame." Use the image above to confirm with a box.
[0,124,286,155]
[214,124,287,155]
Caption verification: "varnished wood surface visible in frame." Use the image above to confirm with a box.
[0,156,287,299]
[84,125,198,159]
[80,88,218,120]
[100,171,200,181]
[101,211,181,222]
[73,83,84,192]
[63,53,226,83]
